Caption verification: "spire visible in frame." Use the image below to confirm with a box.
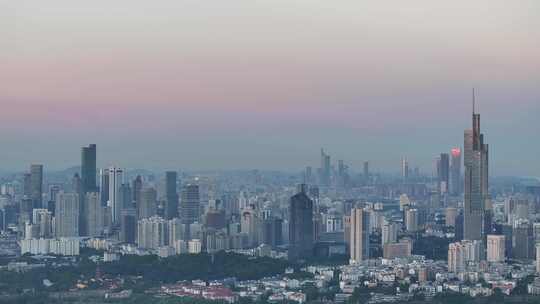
[472,88,476,114]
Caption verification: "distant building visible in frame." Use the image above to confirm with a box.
[180,184,200,224]
[383,239,412,259]
[108,167,124,224]
[450,148,462,195]
[288,188,314,261]
[30,164,43,208]
[55,192,80,237]
[138,187,157,220]
[349,208,369,264]
[486,235,505,263]
[165,171,179,220]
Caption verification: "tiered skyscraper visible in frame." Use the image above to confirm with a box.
[463,94,490,242]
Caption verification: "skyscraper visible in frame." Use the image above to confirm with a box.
[138,187,157,220]
[350,208,370,264]
[86,192,103,237]
[438,153,450,194]
[288,187,314,261]
[363,161,369,183]
[81,144,97,193]
[55,192,80,237]
[99,169,110,206]
[401,158,409,181]
[180,184,200,224]
[319,149,331,186]
[30,164,43,208]
[165,171,179,220]
[463,94,490,242]
[108,167,124,224]
[450,148,462,196]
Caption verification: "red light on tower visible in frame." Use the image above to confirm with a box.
[451,148,461,157]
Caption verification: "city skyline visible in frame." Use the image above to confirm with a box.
[3,1,540,176]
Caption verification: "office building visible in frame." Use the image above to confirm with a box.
[165,171,179,219]
[81,144,97,193]
[180,184,200,224]
[450,148,462,195]
[350,208,369,264]
[288,188,314,261]
[55,192,80,237]
[319,149,331,186]
[30,164,43,208]
[438,153,450,194]
[138,187,157,220]
[99,169,109,206]
[108,167,123,224]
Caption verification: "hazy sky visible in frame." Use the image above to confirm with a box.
[2,1,539,176]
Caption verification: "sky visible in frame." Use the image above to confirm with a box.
[2,0,539,176]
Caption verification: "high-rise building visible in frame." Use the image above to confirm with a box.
[350,208,370,264]
[165,171,179,220]
[107,167,123,224]
[137,216,168,249]
[463,96,489,242]
[438,153,450,194]
[86,192,103,237]
[120,208,137,244]
[55,192,80,237]
[180,184,200,224]
[405,208,419,232]
[319,149,331,186]
[81,144,97,193]
[99,169,110,206]
[401,158,409,181]
[23,173,32,197]
[486,235,505,263]
[30,164,43,208]
[119,183,133,210]
[288,188,314,261]
[450,148,462,195]
[138,187,157,220]
[448,240,483,273]
[382,221,399,245]
[132,175,143,206]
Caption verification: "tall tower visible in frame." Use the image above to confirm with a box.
[463,91,490,242]
[401,158,409,181]
[438,153,450,194]
[81,144,97,193]
[288,189,314,261]
[350,208,370,264]
[55,192,80,237]
[319,149,331,186]
[108,167,124,224]
[30,164,43,208]
[165,171,179,219]
[450,148,462,196]
[180,184,200,224]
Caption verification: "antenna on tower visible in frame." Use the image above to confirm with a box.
[472,88,476,114]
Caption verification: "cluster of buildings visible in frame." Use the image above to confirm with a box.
[1,106,540,303]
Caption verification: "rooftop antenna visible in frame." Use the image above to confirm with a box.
[472,88,476,114]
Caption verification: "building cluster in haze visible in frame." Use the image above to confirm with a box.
[1,106,540,301]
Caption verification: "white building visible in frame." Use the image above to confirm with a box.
[486,235,505,263]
